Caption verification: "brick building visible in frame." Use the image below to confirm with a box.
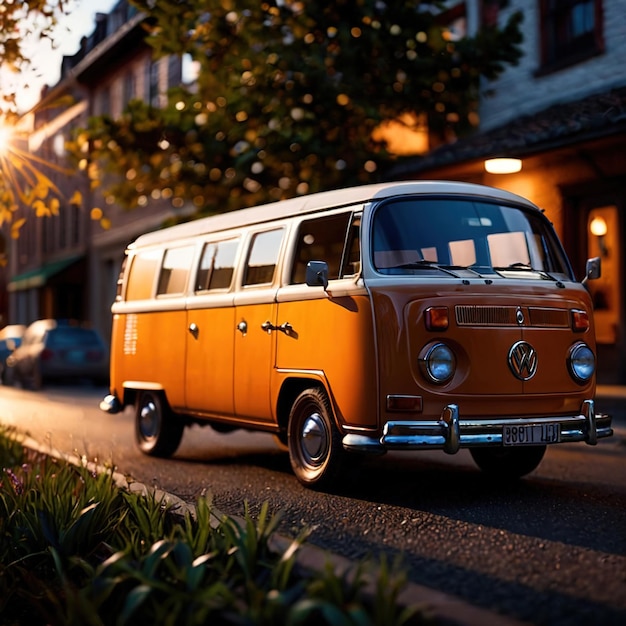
[1,0,191,340]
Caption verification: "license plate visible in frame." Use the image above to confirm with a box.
[503,424,560,446]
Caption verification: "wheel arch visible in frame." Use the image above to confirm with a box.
[276,374,337,438]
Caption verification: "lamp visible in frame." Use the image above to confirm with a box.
[589,216,607,237]
[589,216,608,257]
[484,157,522,174]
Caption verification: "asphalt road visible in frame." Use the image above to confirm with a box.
[1,383,625,626]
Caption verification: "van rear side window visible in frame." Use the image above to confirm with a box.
[243,229,284,286]
[125,249,161,301]
[157,246,195,296]
[196,239,239,291]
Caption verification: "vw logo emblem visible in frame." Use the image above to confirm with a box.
[508,341,538,380]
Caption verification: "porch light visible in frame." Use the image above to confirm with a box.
[484,157,522,174]
[589,216,607,237]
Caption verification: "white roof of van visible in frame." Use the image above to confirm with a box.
[129,180,539,249]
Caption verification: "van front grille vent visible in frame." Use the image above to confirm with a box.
[455,306,569,328]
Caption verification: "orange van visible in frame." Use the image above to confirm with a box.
[101,181,613,488]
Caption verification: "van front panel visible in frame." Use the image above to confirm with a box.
[370,282,595,429]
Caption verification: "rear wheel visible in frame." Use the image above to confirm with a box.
[470,445,546,479]
[135,391,184,457]
[287,387,344,489]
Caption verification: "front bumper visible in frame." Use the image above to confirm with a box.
[342,399,613,454]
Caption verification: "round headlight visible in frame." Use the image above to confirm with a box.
[568,343,595,383]
[420,342,456,384]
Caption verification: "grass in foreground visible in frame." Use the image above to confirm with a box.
[0,424,433,625]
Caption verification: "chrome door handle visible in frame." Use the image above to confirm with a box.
[261,321,293,335]
[237,320,248,336]
[188,323,199,339]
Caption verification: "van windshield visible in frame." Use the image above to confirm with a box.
[372,197,573,281]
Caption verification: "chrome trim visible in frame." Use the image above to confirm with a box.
[508,341,538,381]
[100,394,123,414]
[342,401,613,454]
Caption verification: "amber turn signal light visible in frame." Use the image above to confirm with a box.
[425,306,449,330]
[571,309,590,332]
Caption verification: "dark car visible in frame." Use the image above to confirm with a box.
[0,324,26,384]
[9,319,109,389]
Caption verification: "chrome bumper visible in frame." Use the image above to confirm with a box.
[100,394,123,414]
[342,400,613,454]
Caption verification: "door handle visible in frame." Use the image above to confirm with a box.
[237,320,248,336]
[188,323,199,339]
[261,321,293,335]
[279,322,293,335]
[261,321,275,334]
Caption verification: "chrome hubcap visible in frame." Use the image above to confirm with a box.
[301,412,328,464]
[140,400,158,439]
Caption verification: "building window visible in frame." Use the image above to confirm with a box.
[123,70,136,106]
[538,0,604,73]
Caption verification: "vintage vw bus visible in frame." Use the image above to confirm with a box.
[101,181,613,488]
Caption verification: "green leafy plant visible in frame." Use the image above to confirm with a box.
[0,429,433,625]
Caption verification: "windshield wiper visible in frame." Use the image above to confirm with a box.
[388,260,463,278]
[493,263,558,281]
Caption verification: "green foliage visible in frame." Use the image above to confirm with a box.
[0,430,433,626]
[68,0,523,214]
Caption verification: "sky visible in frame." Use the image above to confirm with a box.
[12,0,119,111]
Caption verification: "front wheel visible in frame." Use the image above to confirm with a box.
[287,387,344,489]
[135,391,184,457]
[470,445,546,480]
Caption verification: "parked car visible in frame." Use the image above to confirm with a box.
[0,324,26,385]
[9,319,109,389]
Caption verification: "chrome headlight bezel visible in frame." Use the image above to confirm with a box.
[568,342,595,383]
[419,342,456,384]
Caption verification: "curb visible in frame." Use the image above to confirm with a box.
[18,433,529,626]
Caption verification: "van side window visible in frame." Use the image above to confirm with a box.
[196,239,239,291]
[243,229,284,286]
[157,246,194,296]
[125,249,162,301]
[341,215,361,278]
[291,213,352,284]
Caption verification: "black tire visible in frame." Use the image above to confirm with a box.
[135,391,184,457]
[470,445,546,479]
[287,387,344,488]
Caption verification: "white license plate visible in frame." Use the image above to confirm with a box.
[503,424,560,446]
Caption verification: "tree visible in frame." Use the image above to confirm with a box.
[0,0,71,116]
[76,0,523,214]
[0,0,73,252]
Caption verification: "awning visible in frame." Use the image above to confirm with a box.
[8,255,83,292]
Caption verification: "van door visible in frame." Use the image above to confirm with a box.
[233,228,285,421]
[185,239,239,416]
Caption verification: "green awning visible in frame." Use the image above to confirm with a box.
[8,255,83,292]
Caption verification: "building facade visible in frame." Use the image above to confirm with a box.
[390,0,626,384]
[2,0,191,341]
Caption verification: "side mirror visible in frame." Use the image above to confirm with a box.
[305,260,329,290]
[582,256,601,286]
